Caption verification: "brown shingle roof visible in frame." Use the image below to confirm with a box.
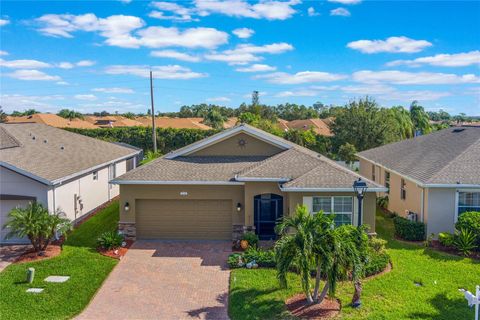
[0,123,140,184]
[357,127,480,185]
[287,118,332,136]
[7,114,97,129]
[135,117,212,130]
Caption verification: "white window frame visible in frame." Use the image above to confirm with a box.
[311,196,354,226]
[454,189,480,223]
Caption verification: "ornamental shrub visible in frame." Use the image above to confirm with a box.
[453,228,477,256]
[393,216,426,241]
[455,211,480,246]
[244,247,276,268]
[438,232,455,247]
[97,231,124,250]
[241,232,259,248]
[365,249,390,277]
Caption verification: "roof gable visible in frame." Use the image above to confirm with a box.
[164,124,292,159]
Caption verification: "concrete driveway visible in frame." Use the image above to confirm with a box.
[77,240,232,320]
[0,245,29,272]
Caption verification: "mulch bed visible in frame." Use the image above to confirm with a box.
[15,243,62,264]
[286,294,340,320]
[429,240,480,260]
[98,240,134,259]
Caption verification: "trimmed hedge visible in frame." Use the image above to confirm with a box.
[455,211,480,246]
[365,249,390,277]
[393,216,426,241]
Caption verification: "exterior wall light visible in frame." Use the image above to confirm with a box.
[353,178,368,227]
[236,203,242,212]
[124,202,130,212]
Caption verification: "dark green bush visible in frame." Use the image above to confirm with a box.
[455,211,480,246]
[97,231,123,250]
[365,249,390,277]
[438,232,455,247]
[376,196,389,209]
[241,232,259,248]
[393,216,426,241]
[454,228,477,256]
[228,253,244,268]
[244,247,276,268]
[369,237,387,253]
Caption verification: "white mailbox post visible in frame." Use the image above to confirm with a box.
[460,285,480,320]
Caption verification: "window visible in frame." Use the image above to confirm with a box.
[400,179,407,200]
[385,171,390,193]
[312,196,353,226]
[92,171,98,180]
[372,164,376,181]
[458,191,480,215]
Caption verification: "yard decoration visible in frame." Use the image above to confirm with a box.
[3,202,72,254]
[459,285,479,320]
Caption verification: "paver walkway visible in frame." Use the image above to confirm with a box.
[0,245,29,272]
[77,240,231,320]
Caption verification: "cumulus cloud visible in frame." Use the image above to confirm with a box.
[0,58,51,69]
[0,51,8,56]
[205,42,293,65]
[328,0,362,4]
[352,70,480,85]
[256,71,347,84]
[105,64,207,79]
[330,8,351,17]
[347,36,432,54]
[0,19,9,26]
[276,89,319,97]
[137,27,228,49]
[92,87,135,94]
[195,0,301,20]
[151,50,201,62]
[149,2,197,22]
[232,28,255,39]
[235,64,277,72]
[307,7,320,17]
[386,50,480,67]
[74,94,97,101]
[5,69,61,81]
[206,96,231,102]
[0,94,65,112]
[77,60,96,67]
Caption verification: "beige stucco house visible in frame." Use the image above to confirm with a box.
[0,123,141,244]
[357,126,480,236]
[113,124,385,241]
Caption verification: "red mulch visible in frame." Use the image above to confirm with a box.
[15,244,62,264]
[429,240,480,260]
[98,240,134,259]
[286,294,340,320]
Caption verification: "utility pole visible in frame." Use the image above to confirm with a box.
[149,70,157,153]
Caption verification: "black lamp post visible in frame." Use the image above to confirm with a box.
[353,178,368,227]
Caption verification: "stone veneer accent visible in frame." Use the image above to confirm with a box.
[232,224,255,241]
[119,222,136,240]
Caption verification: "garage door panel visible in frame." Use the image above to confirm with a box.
[136,199,232,240]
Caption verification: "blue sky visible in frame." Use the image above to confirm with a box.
[1,0,479,115]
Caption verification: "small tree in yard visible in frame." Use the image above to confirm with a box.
[338,143,357,166]
[3,202,72,254]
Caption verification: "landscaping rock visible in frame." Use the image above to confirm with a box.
[26,288,44,293]
[44,276,70,283]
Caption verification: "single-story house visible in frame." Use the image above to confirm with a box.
[113,124,385,241]
[286,118,333,136]
[357,126,480,236]
[0,123,141,244]
[6,113,97,129]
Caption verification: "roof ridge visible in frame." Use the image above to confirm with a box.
[426,133,480,183]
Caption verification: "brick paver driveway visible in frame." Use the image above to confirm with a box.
[77,240,231,320]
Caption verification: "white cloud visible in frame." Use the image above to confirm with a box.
[232,28,254,39]
[74,94,98,101]
[58,62,74,69]
[0,58,51,69]
[195,0,301,20]
[235,64,277,72]
[387,51,480,67]
[136,27,229,49]
[105,64,207,79]
[256,71,347,84]
[5,69,61,81]
[206,96,231,102]
[330,8,351,17]
[151,50,201,62]
[56,81,69,85]
[328,0,362,4]
[149,2,196,21]
[276,89,319,97]
[148,10,197,22]
[341,84,450,101]
[92,87,135,94]
[205,42,293,65]
[0,51,8,56]
[347,36,432,54]
[119,0,132,3]
[307,7,320,17]
[0,19,9,26]
[0,94,65,112]
[352,70,480,85]
[77,60,96,67]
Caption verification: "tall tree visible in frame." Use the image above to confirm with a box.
[202,107,227,130]
[338,143,357,165]
[390,106,414,139]
[331,97,398,152]
[409,101,432,136]
[57,109,84,120]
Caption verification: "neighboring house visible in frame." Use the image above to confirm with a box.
[84,116,144,127]
[286,118,333,136]
[135,116,212,130]
[113,124,385,241]
[0,123,141,244]
[6,113,97,129]
[357,126,480,236]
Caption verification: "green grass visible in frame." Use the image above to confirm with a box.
[0,201,120,320]
[229,209,480,320]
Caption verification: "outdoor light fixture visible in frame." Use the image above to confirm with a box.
[124,202,130,212]
[353,178,368,227]
[236,203,242,212]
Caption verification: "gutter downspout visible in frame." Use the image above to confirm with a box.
[420,187,424,223]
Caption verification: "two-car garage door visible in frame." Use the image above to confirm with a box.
[136,199,232,240]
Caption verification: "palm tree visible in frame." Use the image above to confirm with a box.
[410,101,432,136]
[3,202,71,253]
[390,106,414,139]
[203,108,227,130]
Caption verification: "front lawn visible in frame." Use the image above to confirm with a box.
[229,209,480,320]
[0,201,120,320]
